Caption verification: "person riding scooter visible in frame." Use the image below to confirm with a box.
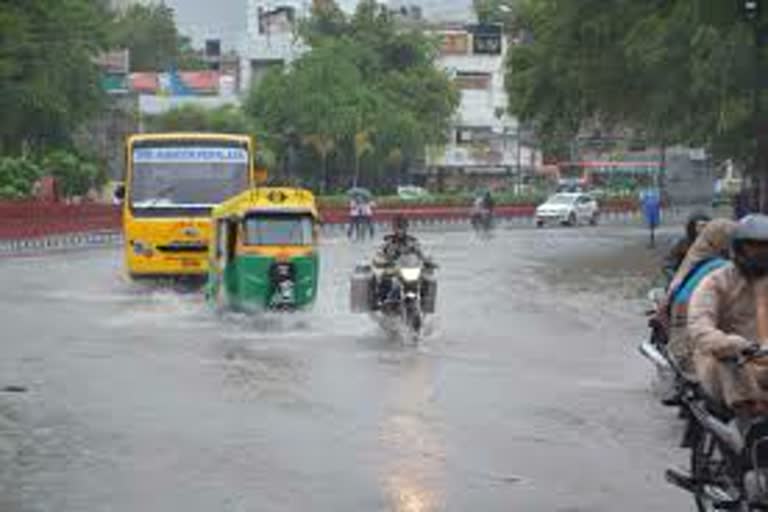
[689,214,768,410]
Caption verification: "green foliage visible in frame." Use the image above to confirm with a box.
[246,0,459,190]
[0,158,43,199]
[111,4,206,72]
[506,0,758,164]
[473,0,515,24]
[42,150,104,198]
[145,104,251,133]
[0,0,111,154]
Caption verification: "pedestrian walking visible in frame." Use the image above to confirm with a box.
[348,198,362,240]
[359,199,375,239]
[641,188,662,248]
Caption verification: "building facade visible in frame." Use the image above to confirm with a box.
[387,0,473,23]
[423,23,539,191]
[240,0,312,90]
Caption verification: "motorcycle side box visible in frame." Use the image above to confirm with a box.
[421,273,437,314]
[350,267,375,313]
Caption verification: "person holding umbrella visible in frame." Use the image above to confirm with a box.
[359,197,375,239]
[347,187,372,241]
[347,196,361,240]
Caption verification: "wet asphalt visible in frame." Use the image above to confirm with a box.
[0,223,693,511]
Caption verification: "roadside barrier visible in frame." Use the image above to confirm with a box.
[0,230,122,256]
[0,201,653,256]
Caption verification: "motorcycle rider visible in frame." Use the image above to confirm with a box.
[375,215,426,263]
[471,195,486,229]
[665,219,736,381]
[373,215,433,304]
[689,214,768,410]
[483,191,495,217]
[663,211,712,282]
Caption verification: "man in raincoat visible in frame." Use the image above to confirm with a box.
[663,212,712,282]
[690,215,768,409]
[666,219,736,380]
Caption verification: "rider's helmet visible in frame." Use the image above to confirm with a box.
[392,215,408,237]
[732,214,768,280]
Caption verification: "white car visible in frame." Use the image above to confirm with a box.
[535,193,599,227]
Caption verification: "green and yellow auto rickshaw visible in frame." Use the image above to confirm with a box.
[206,187,319,312]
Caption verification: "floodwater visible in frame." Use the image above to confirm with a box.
[0,223,691,511]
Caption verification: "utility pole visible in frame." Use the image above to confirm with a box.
[742,0,768,212]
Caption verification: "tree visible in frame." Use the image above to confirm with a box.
[43,150,104,198]
[506,0,757,179]
[146,104,251,133]
[0,0,111,154]
[0,157,42,199]
[353,129,374,187]
[474,0,513,24]
[246,0,459,190]
[111,4,205,72]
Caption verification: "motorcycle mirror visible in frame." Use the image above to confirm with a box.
[113,183,126,203]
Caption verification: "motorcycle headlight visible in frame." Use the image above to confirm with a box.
[400,268,421,282]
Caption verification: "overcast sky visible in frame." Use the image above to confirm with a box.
[163,0,472,50]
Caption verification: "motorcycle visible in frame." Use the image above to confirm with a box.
[639,288,680,399]
[350,252,438,340]
[471,207,494,236]
[666,349,768,511]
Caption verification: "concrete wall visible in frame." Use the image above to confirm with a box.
[664,148,715,206]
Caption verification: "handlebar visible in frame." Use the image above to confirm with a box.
[730,345,768,367]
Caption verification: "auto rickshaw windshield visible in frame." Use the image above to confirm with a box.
[243,214,314,246]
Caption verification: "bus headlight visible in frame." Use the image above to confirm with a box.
[132,240,154,257]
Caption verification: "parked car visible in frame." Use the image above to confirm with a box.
[397,185,430,201]
[535,193,599,227]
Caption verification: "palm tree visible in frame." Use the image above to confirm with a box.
[353,129,374,188]
[303,133,335,192]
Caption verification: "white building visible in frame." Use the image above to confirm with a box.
[240,0,394,90]
[423,23,540,188]
[240,0,313,90]
[387,0,473,23]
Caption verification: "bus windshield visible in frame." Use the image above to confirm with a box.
[130,146,249,207]
[244,215,314,246]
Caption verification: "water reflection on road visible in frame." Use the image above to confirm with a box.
[0,224,688,511]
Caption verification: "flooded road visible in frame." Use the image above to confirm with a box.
[0,224,690,511]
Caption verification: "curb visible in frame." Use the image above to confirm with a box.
[0,231,122,256]
[0,209,683,256]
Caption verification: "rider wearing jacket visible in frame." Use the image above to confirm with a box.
[375,215,426,265]
[666,219,736,379]
[689,214,768,408]
[663,212,712,282]
[373,216,433,304]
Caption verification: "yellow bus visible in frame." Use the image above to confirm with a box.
[119,133,265,280]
